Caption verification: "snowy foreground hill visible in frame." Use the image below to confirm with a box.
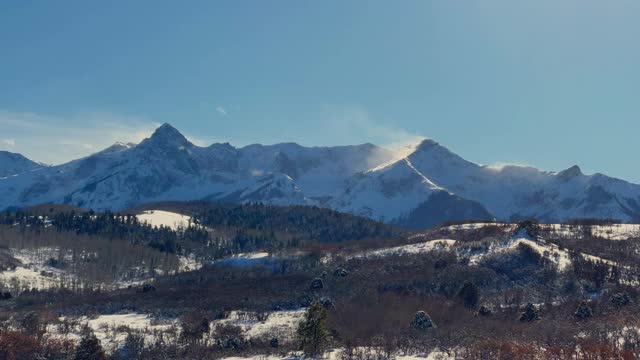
[2,123,640,227]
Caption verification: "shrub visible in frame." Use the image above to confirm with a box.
[610,293,631,308]
[19,311,44,337]
[180,314,210,344]
[214,324,245,351]
[410,311,435,331]
[334,267,349,277]
[574,301,593,320]
[0,331,40,360]
[310,278,324,290]
[478,306,492,316]
[113,333,145,360]
[519,303,540,322]
[141,284,156,293]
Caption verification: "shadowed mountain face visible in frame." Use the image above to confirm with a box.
[2,123,640,228]
[396,191,494,229]
[0,151,44,178]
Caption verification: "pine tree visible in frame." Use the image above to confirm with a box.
[297,302,330,357]
[519,303,541,322]
[410,311,436,331]
[75,333,106,360]
[457,281,480,309]
[574,301,593,320]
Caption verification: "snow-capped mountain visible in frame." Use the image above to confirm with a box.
[0,151,44,178]
[0,124,394,211]
[349,138,640,223]
[330,155,492,226]
[2,123,640,228]
[424,139,640,222]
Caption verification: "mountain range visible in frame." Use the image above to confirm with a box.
[1,123,640,228]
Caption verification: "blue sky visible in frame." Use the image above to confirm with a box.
[1,1,640,181]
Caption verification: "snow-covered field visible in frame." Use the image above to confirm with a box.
[47,313,177,352]
[85,313,176,350]
[437,222,640,241]
[440,222,514,232]
[45,309,306,353]
[0,247,73,291]
[0,247,200,292]
[213,251,270,265]
[545,223,640,240]
[215,309,306,341]
[137,210,196,230]
[0,266,62,290]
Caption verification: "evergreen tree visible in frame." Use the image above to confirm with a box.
[519,303,541,322]
[574,301,593,320]
[75,333,106,360]
[297,302,330,357]
[610,292,632,308]
[457,281,480,309]
[410,311,436,331]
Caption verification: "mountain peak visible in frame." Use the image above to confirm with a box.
[99,142,135,154]
[556,165,583,181]
[153,123,183,137]
[412,138,459,157]
[409,138,467,165]
[143,123,192,148]
[414,138,440,150]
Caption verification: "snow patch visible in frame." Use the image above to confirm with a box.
[137,210,195,230]
[214,309,306,341]
[363,239,457,258]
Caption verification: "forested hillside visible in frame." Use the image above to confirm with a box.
[2,218,640,358]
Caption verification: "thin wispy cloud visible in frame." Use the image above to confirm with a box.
[319,105,425,157]
[0,110,161,164]
[1,139,16,148]
[486,162,535,171]
[216,106,228,116]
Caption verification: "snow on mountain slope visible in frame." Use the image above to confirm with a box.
[3,123,640,228]
[0,124,390,211]
[330,157,444,221]
[328,137,640,226]
[330,151,494,226]
[363,239,457,258]
[392,139,640,223]
[238,142,394,200]
[0,151,44,178]
[220,172,309,205]
[0,125,238,210]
